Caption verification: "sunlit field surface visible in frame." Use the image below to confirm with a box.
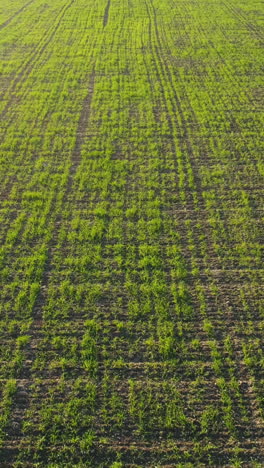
[0,0,263,466]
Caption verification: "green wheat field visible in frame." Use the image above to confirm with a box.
[0,0,263,466]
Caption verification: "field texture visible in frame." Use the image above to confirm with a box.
[0,0,263,466]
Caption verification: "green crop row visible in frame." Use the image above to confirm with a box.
[0,0,263,465]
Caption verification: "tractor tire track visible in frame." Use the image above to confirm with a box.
[147,0,264,443]
[2,71,96,465]
[143,0,203,375]
[103,0,111,27]
[0,0,77,246]
[0,0,35,31]
[0,0,75,120]
[24,70,95,326]
[222,0,264,42]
